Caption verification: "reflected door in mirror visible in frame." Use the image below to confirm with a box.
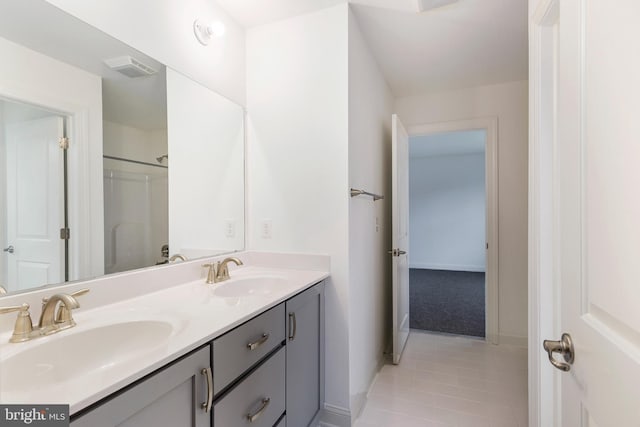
[3,113,66,292]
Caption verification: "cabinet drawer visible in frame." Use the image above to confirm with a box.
[214,347,285,427]
[213,303,284,395]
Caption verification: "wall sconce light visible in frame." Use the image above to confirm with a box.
[193,19,226,45]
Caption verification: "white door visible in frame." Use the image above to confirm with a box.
[391,114,410,365]
[543,0,640,424]
[5,116,65,291]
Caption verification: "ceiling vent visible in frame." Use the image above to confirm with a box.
[416,0,459,12]
[104,55,157,78]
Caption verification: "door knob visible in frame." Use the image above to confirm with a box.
[3,246,14,254]
[543,333,575,372]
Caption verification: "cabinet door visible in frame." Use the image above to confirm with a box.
[286,283,323,427]
[71,346,211,427]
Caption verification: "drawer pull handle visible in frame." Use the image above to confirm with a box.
[288,312,297,341]
[247,397,270,423]
[201,367,213,413]
[247,333,270,351]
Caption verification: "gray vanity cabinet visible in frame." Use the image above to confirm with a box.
[69,281,325,427]
[286,283,324,427]
[71,346,212,427]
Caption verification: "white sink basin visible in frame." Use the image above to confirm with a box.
[0,320,174,393]
[213,276,287,298]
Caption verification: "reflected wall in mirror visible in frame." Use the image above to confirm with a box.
[167,69,245,259]
[0,0,245,296]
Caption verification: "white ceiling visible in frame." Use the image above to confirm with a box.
[218,0,528,97]
[409,130,485,158]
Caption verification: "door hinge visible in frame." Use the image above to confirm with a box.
[486,242,489,250]
[58,137,69,150]
[60,228,70,240]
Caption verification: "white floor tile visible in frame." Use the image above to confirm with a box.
[355,331,528,427]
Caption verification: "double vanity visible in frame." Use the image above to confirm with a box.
[0,252,328,427]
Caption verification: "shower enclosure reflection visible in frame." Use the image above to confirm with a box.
[103,159,168,274]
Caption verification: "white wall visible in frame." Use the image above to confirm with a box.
[347,7,394,419]
[409,152,486,272]
[44,0,246,106]
[396,80,528,342]
[0,36,104,283]
[246,4,352,417]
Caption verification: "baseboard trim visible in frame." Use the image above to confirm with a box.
[349,349,388,423]
[319,403,351,427]
[409,263,486,272]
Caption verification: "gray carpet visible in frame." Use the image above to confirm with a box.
[409,269,485,337]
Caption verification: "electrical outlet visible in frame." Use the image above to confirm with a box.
[261,220,272,239]
[225,220,236,238]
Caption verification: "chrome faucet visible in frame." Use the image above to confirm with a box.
[0,289,88,343]
[202,257,243,284]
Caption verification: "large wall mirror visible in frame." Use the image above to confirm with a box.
[0,0,245,296]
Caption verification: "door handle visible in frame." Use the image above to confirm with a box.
[543,333,575,372]
[3,246,14,254]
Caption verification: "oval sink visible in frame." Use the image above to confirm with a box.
[0,320,174,393]
[213,276,287,298]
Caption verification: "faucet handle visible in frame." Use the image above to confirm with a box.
[0,303,34,343]
[202,264,217,284]
[54,289,89,324]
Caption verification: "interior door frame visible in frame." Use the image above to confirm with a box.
[528,0,560,426]
[0,86,99,286]
[406,117,499,344]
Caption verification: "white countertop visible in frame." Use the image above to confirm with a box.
[0,263,328,414]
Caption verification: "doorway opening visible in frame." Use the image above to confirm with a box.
[409,129,486,337]
[406,118,499,343]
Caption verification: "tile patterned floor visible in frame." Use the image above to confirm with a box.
[354,331,528,427]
